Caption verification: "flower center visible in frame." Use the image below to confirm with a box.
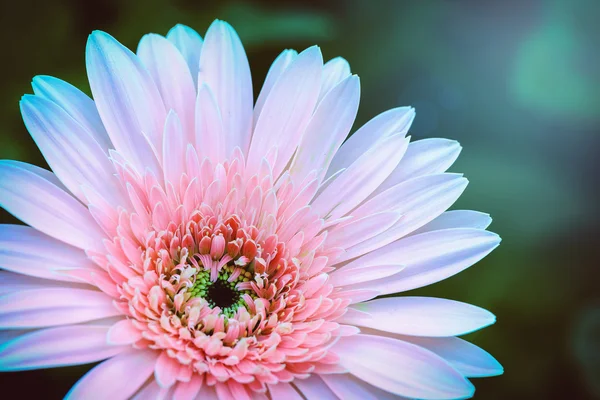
[187,263,255,318]
[206,280,238,309]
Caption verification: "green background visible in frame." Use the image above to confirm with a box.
[1,0,599,398]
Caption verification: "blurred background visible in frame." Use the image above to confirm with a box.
[0,0,598,398]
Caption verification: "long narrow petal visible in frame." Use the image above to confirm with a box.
[0,288,120,329]
[268,382,303,400]
[0,325,128,371]
[253,49,297,125]
[249,46,323,177]
[344,297,496,337]
[342,228,500,294]
[325,211,402,250]
[311,133,408,220]
[172,376,203,400]
[336,174,468,263]
[199,20,252,154]
[374,138,462,196]
[318,56,351,101]
[0,224,97,282]
[320,374,403,400]
[289,74,359,184]
[293,375,338,399]
[31,75,112,152]
[411,210,493,236]
[86,30,163,175]
[399,335,503,377]
[334,334,474,399]
[106,319,142,345]
[0,161,105,252]
[327,107,415,177]
[155,351,180,388]
[20,95,125,206]
[195,84,225,163]
[66,350,159,400]
[138,34,196,140]
[0,272,89,295]
[166,24,203,89]
[162,111,187,186]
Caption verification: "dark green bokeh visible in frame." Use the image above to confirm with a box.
[0,0,598,398]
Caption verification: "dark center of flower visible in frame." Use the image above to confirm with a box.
[206,279,239,309]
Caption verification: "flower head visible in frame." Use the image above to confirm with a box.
[0,20,502,399]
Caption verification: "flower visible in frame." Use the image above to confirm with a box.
[0,20,502,399]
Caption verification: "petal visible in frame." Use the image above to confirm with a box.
[0,271,89,295]
[328,107,415,177]
[334,334,474,399]
[336,174,468,263]
[0,288,120,329]
[254,49,297,125]
[343,228,501,295]
[249,46,323,178]
[162,111,187,186]
[166,24,204,89]
[294,375,338,399]
[345,297,496,337]
[155,351,180,388]
[132,380,171,400]
[138,34,196,140]
[374,138,462,196]
[320,374,403,400]
[173,376,203,400]
[0,325,127,371]
[199,20,252,154]
[411,210,493,236]
[310,133,409,220]
[318,56,351,101]
[31,75,112,152]
[0,161,105,252]
[329,264,405,287]
[0,224,96,282]
[400,336,503,377]
[20,94,125,205]
[195,84,225,163]
[289,74,359,184]
[86,30,163,175]
[107,319,142,345]
[268,382,303,400]
[66,350,159,400]
[325,211,403,250]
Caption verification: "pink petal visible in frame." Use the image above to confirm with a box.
[0,224,97,282]
[410,210,493,236]
[374,138,462,196]
[318,57,351,101]
[334,334,474,399]
[321,373,404,400]
[254,49,297,125]
[166,24,204,89]
[195,84,225,164]
[20,94,125,206]
[268,382,303,400]
[345,297,496,337]
[293,375,338,399]
[289,74,358,184]
[310,133,409,220]
[0,271,90,295]
[137,33,196,139]
[155,351,181,388]
[172,376,203,400]
[86,30,163,175]
[31,75,113,153]
[199,20,253,154]
[66,350,159,399]
[0,288,120,329]
[0,161,106,252]
[342,228,501,295]
[107,319,142,345]
[248,46,323,177]
[161,111,187,186]
[0,325,128,371]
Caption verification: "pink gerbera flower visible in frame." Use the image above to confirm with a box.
[0,20,502,399]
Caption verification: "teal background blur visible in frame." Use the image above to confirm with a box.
[1,0,599,398]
